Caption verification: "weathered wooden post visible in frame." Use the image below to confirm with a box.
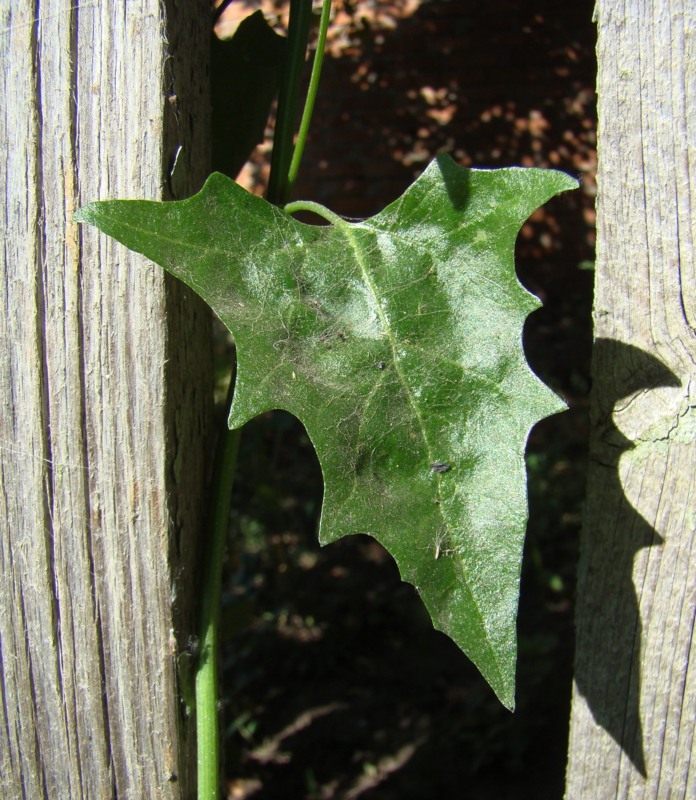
[566,1,695,797]
[1,1,211,796]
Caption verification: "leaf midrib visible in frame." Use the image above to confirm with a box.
[342,223,434,462]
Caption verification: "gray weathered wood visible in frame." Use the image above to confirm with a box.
[565,1,695,797]
[0,1,211,797]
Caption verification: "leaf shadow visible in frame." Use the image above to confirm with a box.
[573,338,680,775]
[436,152,471,210]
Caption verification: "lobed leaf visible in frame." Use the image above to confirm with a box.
[76,154,577,708]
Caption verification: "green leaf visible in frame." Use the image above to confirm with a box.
[76,154,577,708]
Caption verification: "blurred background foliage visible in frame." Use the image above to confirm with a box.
[209,1,595,797]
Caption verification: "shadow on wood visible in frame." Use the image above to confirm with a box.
[572,338,680,776]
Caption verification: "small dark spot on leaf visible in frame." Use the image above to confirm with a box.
[430,461,451,473]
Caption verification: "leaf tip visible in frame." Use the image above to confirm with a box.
[553,169,582,194]
[487,665,516,712]
[73,202,107,228]
[72,205,91,224]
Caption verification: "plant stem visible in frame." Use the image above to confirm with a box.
[287,0,333,196]
[195,1,324,795]
[285,199,344,227]
[267,0,313,205]
[196,377,241,800]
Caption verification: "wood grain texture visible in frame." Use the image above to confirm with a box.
[0,1,211,797]
[565,1,695,798]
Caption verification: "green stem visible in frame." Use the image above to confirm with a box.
[196,378,241,800]
[285,199,345,227]
[195,2,325,795]
[267,0,314,205]
[287,0,333,196]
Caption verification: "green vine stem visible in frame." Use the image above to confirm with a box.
[267,0,314,206]
[194,2,329,797]
[196,376,241,800]
[285,199,344,226]
[287,0,333,196]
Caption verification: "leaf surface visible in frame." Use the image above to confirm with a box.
[76,154,577,708]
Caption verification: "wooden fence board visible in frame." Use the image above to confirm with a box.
[0,2,211,796]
